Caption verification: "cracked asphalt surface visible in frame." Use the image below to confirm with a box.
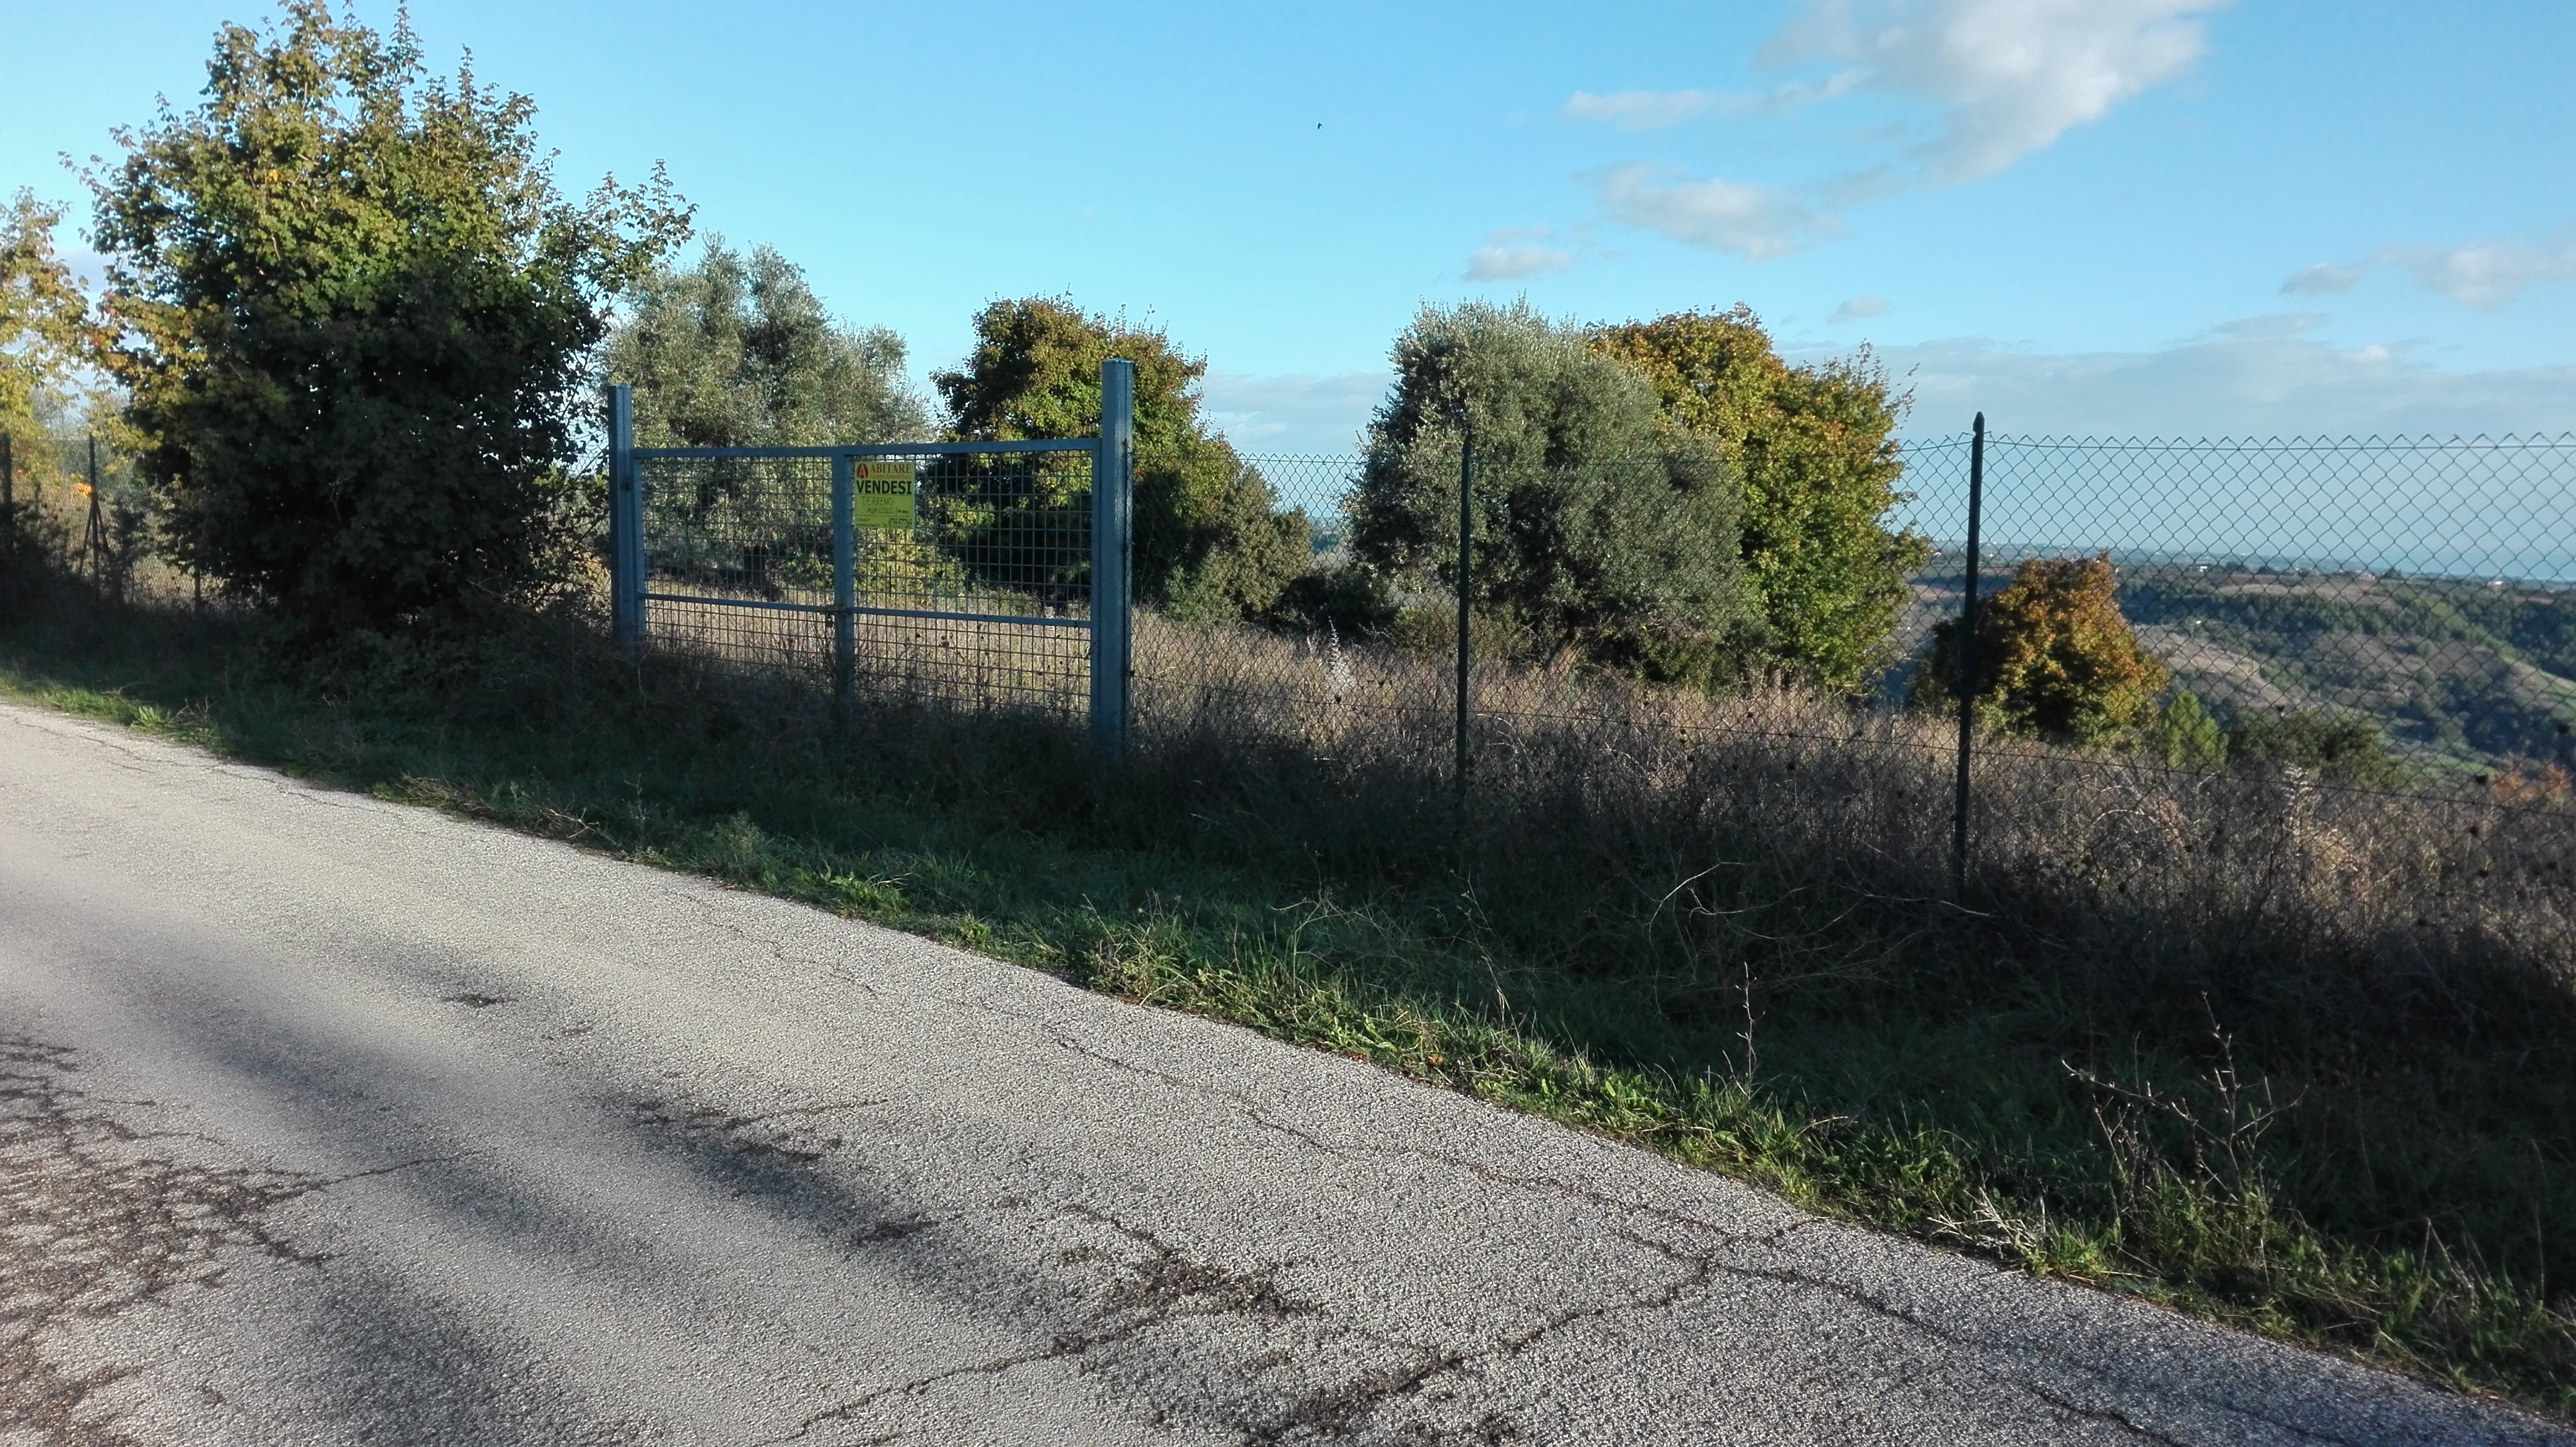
[1,702,2565,1446]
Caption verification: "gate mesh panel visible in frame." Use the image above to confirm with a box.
[638,448,1092,716]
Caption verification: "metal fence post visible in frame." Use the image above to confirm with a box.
[1950,413,1986,906]
[1092,358,1135,762]
[832,453,856,715]
[607,385,644,643]
[84,435,104,579]
[1455,431,1473,804]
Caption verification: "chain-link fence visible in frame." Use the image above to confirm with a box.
[604,386,2576,899]
[1895,433,2576,787]
[1199,435,2576,783]
[1120,432,2576,896]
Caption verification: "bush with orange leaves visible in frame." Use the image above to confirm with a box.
[1914,554,2170,746]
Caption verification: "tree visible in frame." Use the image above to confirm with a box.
[1590,305,1930,694]
[605,240,936,603]
[0,191,94,592]
[1915,555,2169,745]
[1349,300,1745,683]
[0,191,91,448]
[605,238,925,447]
[2147,688,2229,769]
[934,297,1308,620]
[2227,707,2408,788]
[90,1,690,634]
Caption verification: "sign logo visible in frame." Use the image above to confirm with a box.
[853,461,916,530]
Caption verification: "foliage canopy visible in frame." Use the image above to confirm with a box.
[605,238,925,447]
[1917,554,2170,745]
[0,190,92,447]
[934,297,1307,620]
[1590,305,1929,693]
[1349,301,1745,683]
[90,1,689,634]
[2227,706,2408,787]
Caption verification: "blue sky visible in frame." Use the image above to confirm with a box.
[7,0,2574,451]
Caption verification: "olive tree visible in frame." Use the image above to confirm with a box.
[1349,301,1746,683]
[605,238,926,447]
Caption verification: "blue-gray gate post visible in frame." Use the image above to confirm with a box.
[832,453,857,714]
[607,385,645,643]
[1092,359,1136,761]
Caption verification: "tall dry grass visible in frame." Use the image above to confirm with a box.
[1141,610,2572,1028]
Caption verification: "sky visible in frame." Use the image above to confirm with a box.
[6,0,2574,453]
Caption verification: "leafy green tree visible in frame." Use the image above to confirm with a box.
[1349,300,1745,683]
[0,190,91,449]
[934,297,1308,620]
[2228,707,2408,788]
[1916,555,2169,745]
[2147,689,2229,769]
[90,1,690,634]
[1590,305,1930,693]
[605,238,925,447]
[0,191,93,592]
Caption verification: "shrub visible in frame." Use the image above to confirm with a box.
[2227,707,2409,788]
[1348,301,1746,684]
[1590,305,1930,694]
[2147,689,2229,769]
[90,1,689,635]
[1916,555,2169,745]
[1264,560,1398,635]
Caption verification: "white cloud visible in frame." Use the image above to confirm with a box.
[1564,89,1721,129]
[2278,227,2576,310]
[2386,230,2576,310]
[1771,0,2227,182]
[2279,262,2361,296]
[1464,227,1578,280]
[1558,1,2221,263]
[1588,164,1839,261]
[1830,295,1892,322]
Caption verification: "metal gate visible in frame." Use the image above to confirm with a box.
[605,361,1135,758]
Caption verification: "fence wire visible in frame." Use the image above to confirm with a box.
[630,430,2576,846]
[1899,434,2576,797]
[637,447,1093,717]
[1126,436,2576,835]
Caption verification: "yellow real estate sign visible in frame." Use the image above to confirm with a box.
[853,461,916,530]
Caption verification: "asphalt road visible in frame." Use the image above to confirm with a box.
[0,701,2564,1446]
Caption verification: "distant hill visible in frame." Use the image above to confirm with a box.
[1892,559,2576,778]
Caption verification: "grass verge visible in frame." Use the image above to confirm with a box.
[2,586,2569,1415]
